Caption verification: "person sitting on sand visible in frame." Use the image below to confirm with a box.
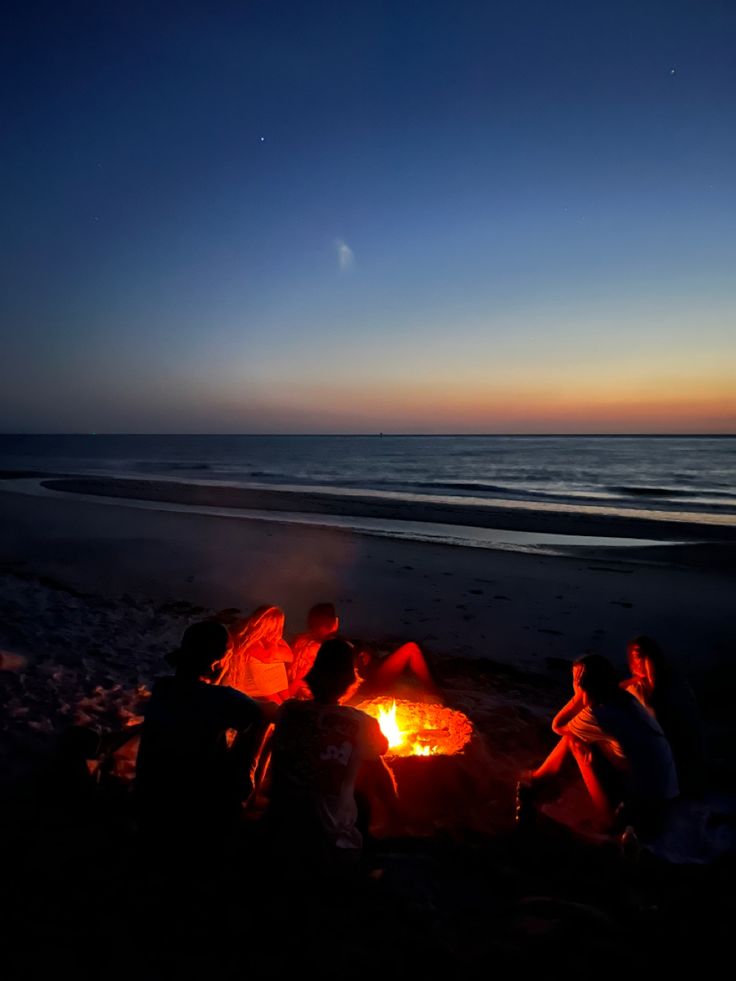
[135,621,268,834]
[290,602,439,700]
[268,638,398,867]
[523,655,678,835]
[288,603,339,696]
[623,635,705,795]
[355,638,440,698]
[220,605,293,703]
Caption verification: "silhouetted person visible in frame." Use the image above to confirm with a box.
[524,655,678,836]
[623,635,705,795]
[288,603,339,696]
[136,621,265,837]
[268,639,397,868]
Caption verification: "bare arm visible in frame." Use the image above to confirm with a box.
[552,692,585,735]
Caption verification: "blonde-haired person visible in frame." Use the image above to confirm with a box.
[220,605,293,704]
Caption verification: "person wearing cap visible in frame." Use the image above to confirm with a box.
[268,638,396,866]
[135,620,268,834]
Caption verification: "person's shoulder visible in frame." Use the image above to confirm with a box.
[342,706,385,739]
[275,697,316,726]
[210,681,260,715]
[338,704,373,724]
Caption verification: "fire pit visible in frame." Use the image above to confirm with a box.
[355,695,497,833]
[356,697,473,758]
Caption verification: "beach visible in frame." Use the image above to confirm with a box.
[3,472,735,976]
[2,472,734,763]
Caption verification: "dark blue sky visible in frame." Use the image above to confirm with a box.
[2,1,734,432]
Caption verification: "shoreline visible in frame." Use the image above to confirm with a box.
[2,471,733,543]
[1,485,733,676]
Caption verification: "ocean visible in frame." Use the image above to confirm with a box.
[1,434,735,521]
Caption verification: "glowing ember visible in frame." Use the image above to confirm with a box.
[357,697,472,757]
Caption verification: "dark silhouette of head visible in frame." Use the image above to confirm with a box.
[575,654,621,703]
[168,621,231,679]
[307,603,339,640]
[305,638,357,703]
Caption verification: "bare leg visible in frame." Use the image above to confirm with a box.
[568,737,614,826]
[371,642,438,692]
[531,734,573,780]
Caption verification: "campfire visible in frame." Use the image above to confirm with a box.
[356,697,472,757]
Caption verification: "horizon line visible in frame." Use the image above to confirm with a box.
[1,432,734,439]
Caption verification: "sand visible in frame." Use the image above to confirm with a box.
[2,477,735,976]
[1,476,734,782]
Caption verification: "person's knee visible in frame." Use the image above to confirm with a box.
[569,737,592,765]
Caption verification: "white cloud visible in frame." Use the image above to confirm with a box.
[335,238,354,271]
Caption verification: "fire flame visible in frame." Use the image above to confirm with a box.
[358,696,472,758]
[377,700,403,749]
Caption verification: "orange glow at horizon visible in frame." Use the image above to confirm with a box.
[237,374,736,433]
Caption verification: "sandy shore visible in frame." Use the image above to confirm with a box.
[1,479,734,764]
[2,481,734,674]
[31,473,736,541]
[2,478,735,975]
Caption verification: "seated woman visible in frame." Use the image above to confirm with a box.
[268,639,398,868]
[623,635,705,795]
[524,655,679,836]
[220,605,293,703]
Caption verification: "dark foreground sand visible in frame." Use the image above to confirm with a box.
[1,480,735,977]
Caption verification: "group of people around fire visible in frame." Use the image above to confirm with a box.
[132,600,704,866]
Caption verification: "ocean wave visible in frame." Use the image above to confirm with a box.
[612,485,736,501]
[412,480,516,494]
[132,460,212,472]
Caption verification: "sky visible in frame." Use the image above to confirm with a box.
[1,0,735,434]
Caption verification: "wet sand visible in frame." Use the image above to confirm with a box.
[1,481,734,678]
[34,473,736,541]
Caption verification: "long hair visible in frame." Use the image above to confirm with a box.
[220,605,285,692]
[629,635,673,688]
[233,605,285,651]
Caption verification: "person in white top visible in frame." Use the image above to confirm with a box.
[524,655,678,835]
[220,605,293,702]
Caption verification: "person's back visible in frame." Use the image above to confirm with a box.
[136,622,261,831]
[270,700,386,851]
[268,639,388,864]
[137,676,258,802]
